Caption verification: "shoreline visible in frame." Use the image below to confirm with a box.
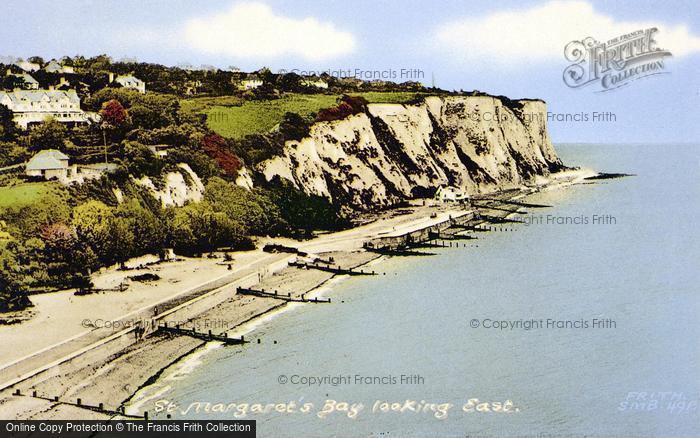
[0,168,598,420]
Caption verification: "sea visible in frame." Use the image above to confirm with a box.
[127,144,700,437]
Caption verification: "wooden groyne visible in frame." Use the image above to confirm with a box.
[477,198,552,208]
[428,230,477,241]
[236,286,331,303]
[289,261,377,276]
[365,246,435,256]
[11,389,146,419]
[157,323,247,345]
[474,214,524,224]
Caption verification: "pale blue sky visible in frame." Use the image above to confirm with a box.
[0,0,698,143]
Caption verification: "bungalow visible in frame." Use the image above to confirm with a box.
[435,185,469,203]
[25,149,70,180]
[114,74,146,93]
[25,150,117,183]
[0,89,90,129]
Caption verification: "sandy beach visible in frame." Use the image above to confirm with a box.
[0,169,596,420]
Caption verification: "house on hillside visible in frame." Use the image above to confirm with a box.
[239,74,263,90]
[435,185,469,203]
[0,89,90,129]
[302,77,329,89]
[25,149,117,183]
[114,74,146,93]
[146,145,173,157]
[43,60,75,74]
[14,60,40,73]
[4,70,39,89]
[25,149,70,180]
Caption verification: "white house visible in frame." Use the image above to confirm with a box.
[239,75,263,90]
[0,89,90,129]
[14,60,40,72]
[302,78,329,89]
[435,185,469,202]
[147,144,172,157]
[25,150,117,183]
[25,149,70,180]
[114,74,146,93]
[43,60,75,74]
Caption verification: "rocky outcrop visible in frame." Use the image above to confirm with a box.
[133,163,204,207]
[260,95,563,210]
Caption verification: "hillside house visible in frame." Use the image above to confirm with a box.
[25,149,70,180]
[43,60,75,74]
[302,77,329,89]
[25,150,117,183]
[239,75,263,90]
[0,89,90,129]
[147,144,172,157]
[14,60,40,72]
[114,74,146,93]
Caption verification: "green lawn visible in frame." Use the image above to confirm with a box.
[0,183,55,209]
[183,92,428,140]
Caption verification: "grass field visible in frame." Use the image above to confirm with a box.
[0,182,55,209]
[183,92,427,140]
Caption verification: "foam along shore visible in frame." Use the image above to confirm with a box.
[0,168,599,420]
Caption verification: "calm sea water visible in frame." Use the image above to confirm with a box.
[133,144,700,437]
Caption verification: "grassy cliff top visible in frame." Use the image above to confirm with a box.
[182,92,427,140]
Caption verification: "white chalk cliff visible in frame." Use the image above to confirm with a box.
[259,95,563,210]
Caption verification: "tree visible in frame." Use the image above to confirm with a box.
[203,177,285,235]
[0,243,31,312]
[0,141,30,167]
[121,141,163,177]
[171,201,250,255]
[0,75,26,91]
[100,99,129,128]
[200,133,242,178]
[40,223,97,288]
[0,104,20,141]
[279,112,310,141]
[28,118,68,151]
[27,56,44,66]
[115,199,165,255]
[72,200,135,267]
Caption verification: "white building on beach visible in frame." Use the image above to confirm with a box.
[435,185,469,202]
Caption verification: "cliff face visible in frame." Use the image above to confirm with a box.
[260,95,563,210]
[133,163,205,207]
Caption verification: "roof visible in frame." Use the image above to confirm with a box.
[43,60,63,73]
[116,75,144,85]
[0,89,80,105]
[12,73,39,85]
[14,61,40,72]
[26,149,69,171]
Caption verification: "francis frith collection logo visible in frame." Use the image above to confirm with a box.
[563,27,672,91]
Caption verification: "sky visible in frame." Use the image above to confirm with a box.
[0,0,698,143]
